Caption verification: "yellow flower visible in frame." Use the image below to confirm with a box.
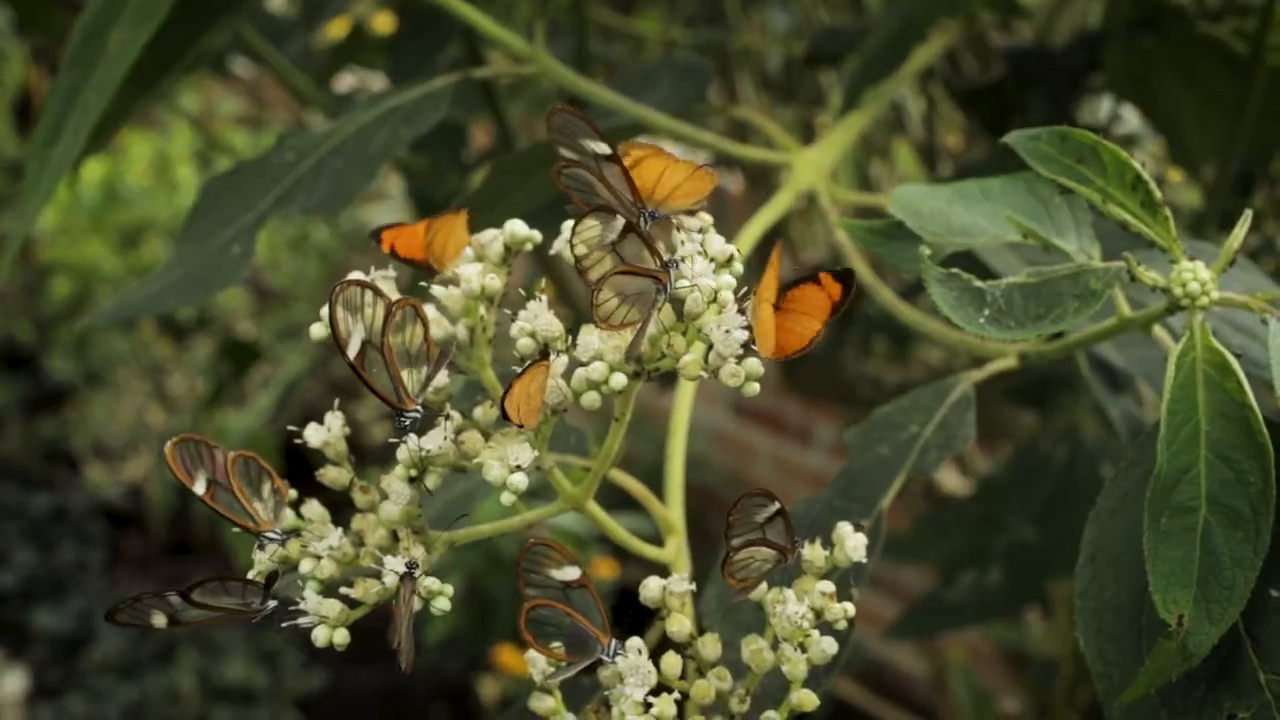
[365,8,400,36]
[489,640,529,677]
[587,554,622,584]
[315,14,355,48]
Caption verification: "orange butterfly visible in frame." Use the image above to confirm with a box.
[502,352,553,430]
[546,104,718,231]
[750,242,856,361]
[371,208,471,275]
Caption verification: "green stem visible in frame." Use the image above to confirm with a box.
[442,499,568,546]
[663,374,698,618]
[1217,291,1280,318]
[726,105,800,151]
[1018,301,1182,363]
[550,452,675,534]
[575,381,642,502]
[544,461,668,563]
[424,0,790,166]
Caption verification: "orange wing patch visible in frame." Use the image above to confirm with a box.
[371,208,471,275]
[751,242,856,361]
[618,141,718,217]
[501,353,552,430]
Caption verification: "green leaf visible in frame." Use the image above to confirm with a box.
[83,0,255,158]
[1139,316,1275,692]
[1270,320,1280,401]
[841,218,926,271]
[920,249,1125,341]
[1002,126,1182,257]
[1076,430,1165,719]
[888,171,1101,261]
[95,79,455,322]
[697,373,976,712]
[3,0,181,281]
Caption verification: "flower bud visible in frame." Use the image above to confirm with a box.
[689,678,715,706]
[740,356,765,380]
[778,642,808,682]
[499,490,518,507]
[505,471,529,494]
[527,691,558,717]
[663,573,696,609]
[800,540,829,576]
[831,521,870,567]
[759,712,781,720]
[586,360,610,384]
[606,371,629,393]
[482,272,505,299]
[650,692,679,719]
[579,390,602,411]
[638,576,666,608]
[665,612,694,643]
[315,465,354,491]
[658,651,683,683]
[694,632,722,664]
[311,624,333,648]
[422,470,444,493]
[471,401,499,428]
[716,363,745,388]
[313,556,340,581]
[740,381,761,398]
[790,688,821,713]
[455,429,485,459]
[377,499,407,526]
[308,321,330,342]
[515,335,540,357]
[741,634,775,674]
[297,556,319,576]
[349,480,381,511]
[428,595,451,616]
[331,626,351,651]
[791,574,817,599]
[677,353,705,380]
[596,662,621,688]
[727,688,751,715]
[683,292,708,319]
[706,666,733,694]
[808,634,839,665]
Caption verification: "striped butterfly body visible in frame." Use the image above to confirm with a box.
[546,104,718,236]
[371,208,471,277]
[105,571,281,628]
[501,351,554,430]
[517,538,623,682]
[567,208,676,362]
[750,241,857,361]
[328,279,454,431]
[389,558,421,674]
[164,434,293,551]
[721,489,801,599]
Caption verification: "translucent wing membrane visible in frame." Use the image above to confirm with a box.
[383,297,448,409]
[371,208,470,275]
[329,279,404,410]
[721,489,799,599]
[519,598,614,682]
[104,573,278,628]
[389,563,419,674]
[165,434,280,535]
[569,209,665,285]
[592,268,669,362]
[226,451,289,532]
[546,105,646,223]
[516,538,610,634]
[501,353,552,430]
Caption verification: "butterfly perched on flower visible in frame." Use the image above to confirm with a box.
[105,571,282,628]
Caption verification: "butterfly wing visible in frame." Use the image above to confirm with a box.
[547,105,646,223]
[328,279,411,412]
[164,434,262,532]
[104,591,254,628]
[770,267,856,360]
[383,297,449,411]
[568,209,671,287]
[619,140,718,216]
[592,267,670,362]
[516,538,610,636]
[389,572,417,673]
[226,452,290,533]
[721,489,798,598]
[501,353,552,430]
[750,243,784,360]
[371,208,471,275]
[181,573,277,616]
[519,598,611,677]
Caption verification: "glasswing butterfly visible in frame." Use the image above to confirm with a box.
[750,241,856,361]
[327,278,454,431]
[371,208,471,276]
[546,104,718,233]
[389,557,422,674]
[104,570,281,628]
[164,434,293,551]
[516,537,623,683]
[720,489,801,599]
[568,208,675,362]
[501,351,553,430]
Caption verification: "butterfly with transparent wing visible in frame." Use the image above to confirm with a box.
[164,434,295,552]
[720,488,802,599]
[516,537,623,683]
[104,570,281,628]
[327,278,455,431]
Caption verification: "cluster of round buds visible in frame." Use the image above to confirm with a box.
[637,572,698,643]
[1168,258,1219,309]
[473,428,538,506]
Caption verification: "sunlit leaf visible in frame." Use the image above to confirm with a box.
[1003,126,1181,257]
[921,249,1125,341]
[4,0,181,280]
[95,79,455,322]
[841,218,926,271]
